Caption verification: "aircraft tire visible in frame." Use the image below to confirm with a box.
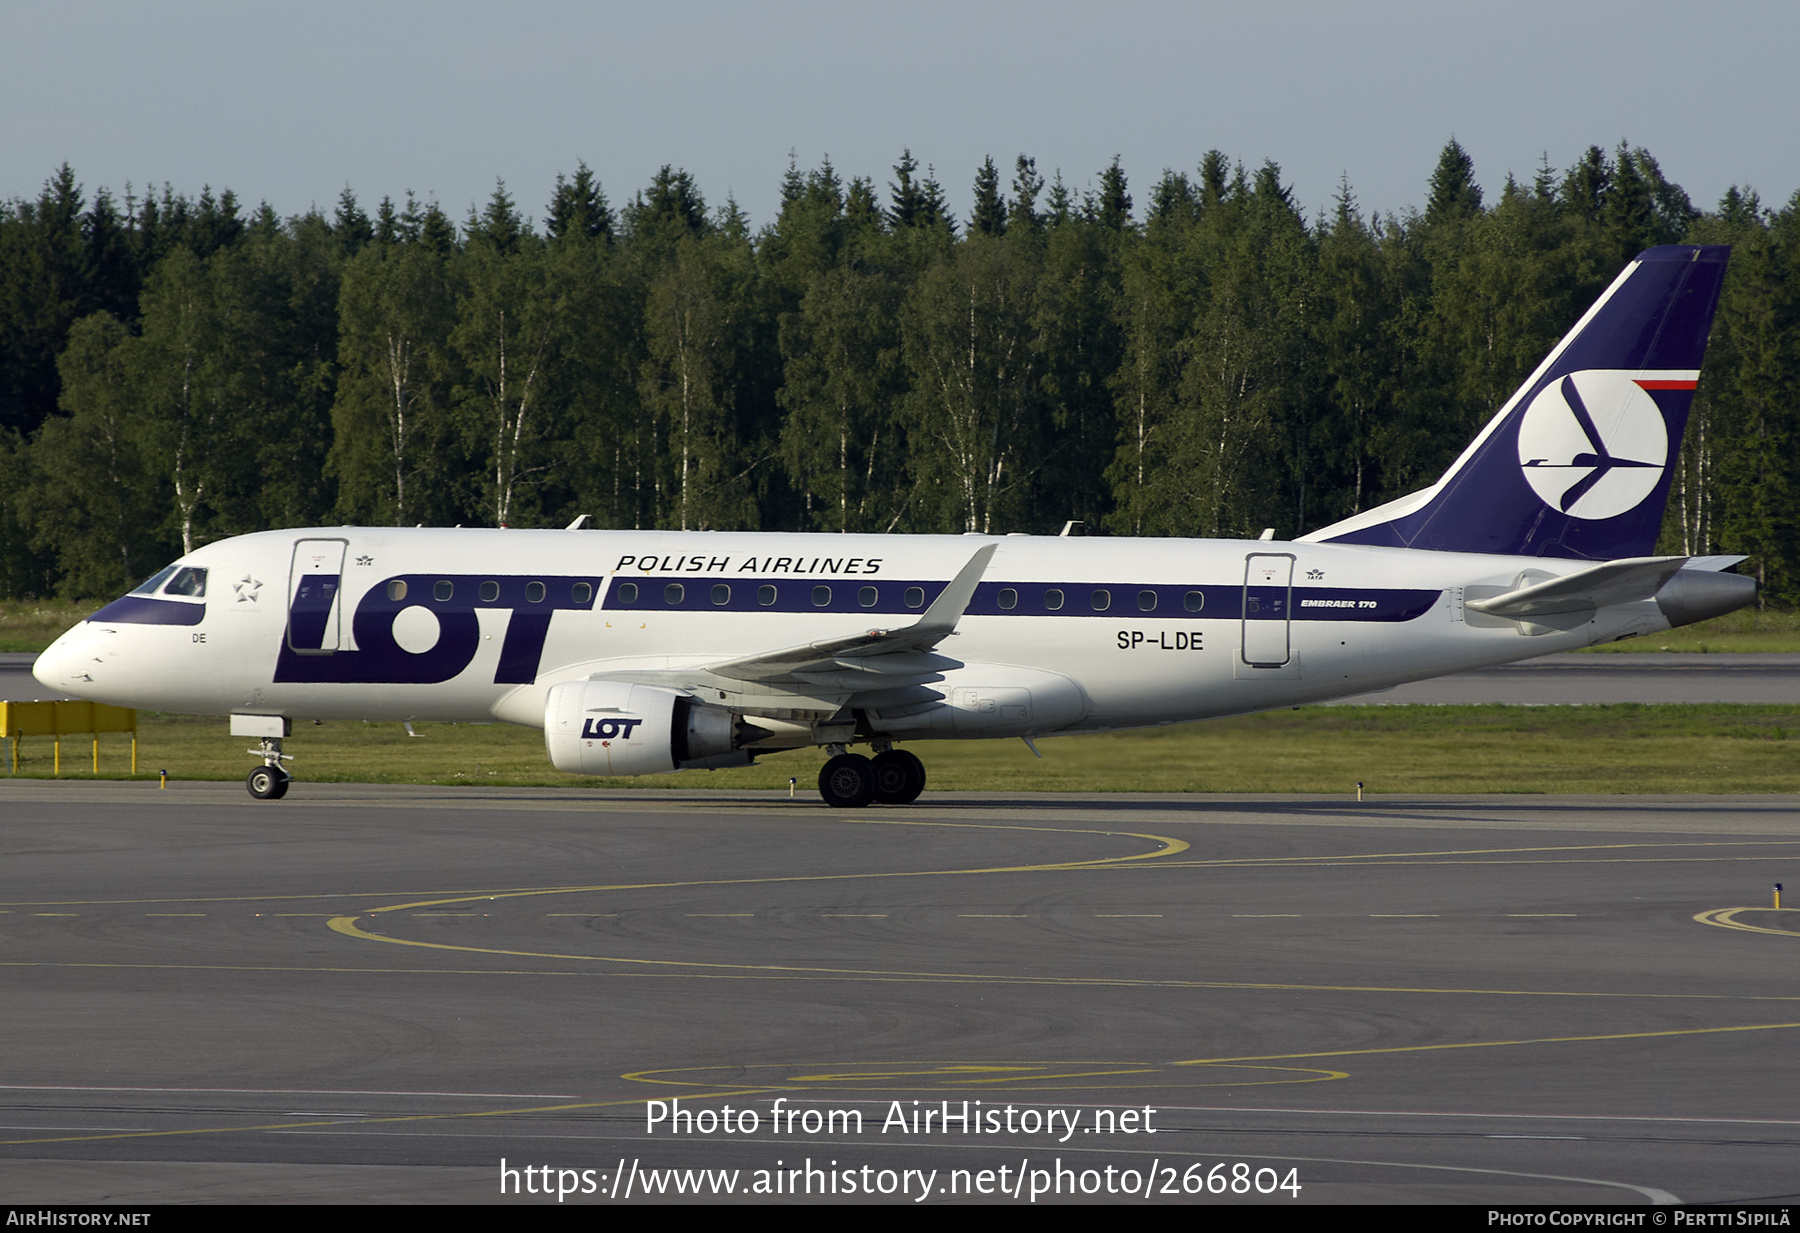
[871,749,926,805]
[246,765,288,800]
[818,753,877,808]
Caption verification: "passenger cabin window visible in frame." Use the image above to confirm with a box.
[1184,590,1204,612]
[572,582,592,604]
[433,580,454,602]
[859,586,878,608]
[812,585,831,607]
[615,582,637,604]
[386,580,408,602]
[525,581,546,603]
[904,587,924,609]
[1138,589,1157,612]
[479,580,500,603]
[998,588,1018,610]
[758,584,777,606]
[712,584,731,605]
[1044,588,1064,611]
[164,567,208,598]
[1090,589,1111,611]
[665,583,685,605]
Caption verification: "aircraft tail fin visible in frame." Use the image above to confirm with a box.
[1301,245,1729,560]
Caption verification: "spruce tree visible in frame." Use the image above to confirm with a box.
[1094,157,1132,231]
[888,149,925,228]
[335,188,373,255]
[1008,156,1043,233]
[1425,139,1482,225]
[971,156,1006,236]
[547,163,613,243]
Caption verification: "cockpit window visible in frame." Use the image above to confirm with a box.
[128,566,180,596]
[164,567,207,598]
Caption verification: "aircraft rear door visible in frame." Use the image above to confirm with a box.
[1241,552,1295,668]
[287,538,348,654]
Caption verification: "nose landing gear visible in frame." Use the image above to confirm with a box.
[239,727,292,800]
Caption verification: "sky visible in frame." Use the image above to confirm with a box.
[4,0,1795,231]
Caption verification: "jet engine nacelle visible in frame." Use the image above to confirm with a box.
[544,679,747,776]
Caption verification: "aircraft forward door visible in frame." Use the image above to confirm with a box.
[1241,552,1295,668]
[287,538,348,654]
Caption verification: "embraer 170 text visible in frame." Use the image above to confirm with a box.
[36,246,1753,805]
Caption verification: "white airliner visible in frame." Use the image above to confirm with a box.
[34,245,1753,805]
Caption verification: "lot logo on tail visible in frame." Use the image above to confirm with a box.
[1516,371,1672,520]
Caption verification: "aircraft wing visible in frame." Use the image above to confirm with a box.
[1465,555,1688,620]
[704,544,995,690]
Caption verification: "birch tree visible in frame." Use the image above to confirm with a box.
[901,233,1045,533]
[331,240,453,524]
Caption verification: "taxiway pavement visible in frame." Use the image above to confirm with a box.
[1,781,1796,1204]
[1331,651,1800,705]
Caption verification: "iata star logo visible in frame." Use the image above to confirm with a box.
[355,555,374,566]
[1306,569,1325,581]
[234,575,262,603]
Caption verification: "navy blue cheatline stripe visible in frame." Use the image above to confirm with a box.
[86,595,207,626]
[603,577,1440,623]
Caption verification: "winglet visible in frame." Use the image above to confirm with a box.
[911,544,997,639]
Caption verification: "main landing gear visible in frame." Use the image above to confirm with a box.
[245,737,291,800]
[818,745,926,808]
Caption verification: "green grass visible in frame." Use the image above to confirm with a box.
[8,704,1797,794]
[0,599,92,653]
[1580,607,1800,652]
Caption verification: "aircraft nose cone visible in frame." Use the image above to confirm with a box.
[31,637,65,693]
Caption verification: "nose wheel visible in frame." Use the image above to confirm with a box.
[246,763,290,800]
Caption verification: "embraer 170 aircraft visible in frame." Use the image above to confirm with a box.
[35,245,1753,806]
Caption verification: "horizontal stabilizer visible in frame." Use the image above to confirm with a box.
[1466,556,1687,620]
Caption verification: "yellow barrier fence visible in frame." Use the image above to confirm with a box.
[1,700,138,775]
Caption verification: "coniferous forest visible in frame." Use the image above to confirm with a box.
[0,141,1793,605]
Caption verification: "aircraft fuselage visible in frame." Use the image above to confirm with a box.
[37,527,1679,738]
